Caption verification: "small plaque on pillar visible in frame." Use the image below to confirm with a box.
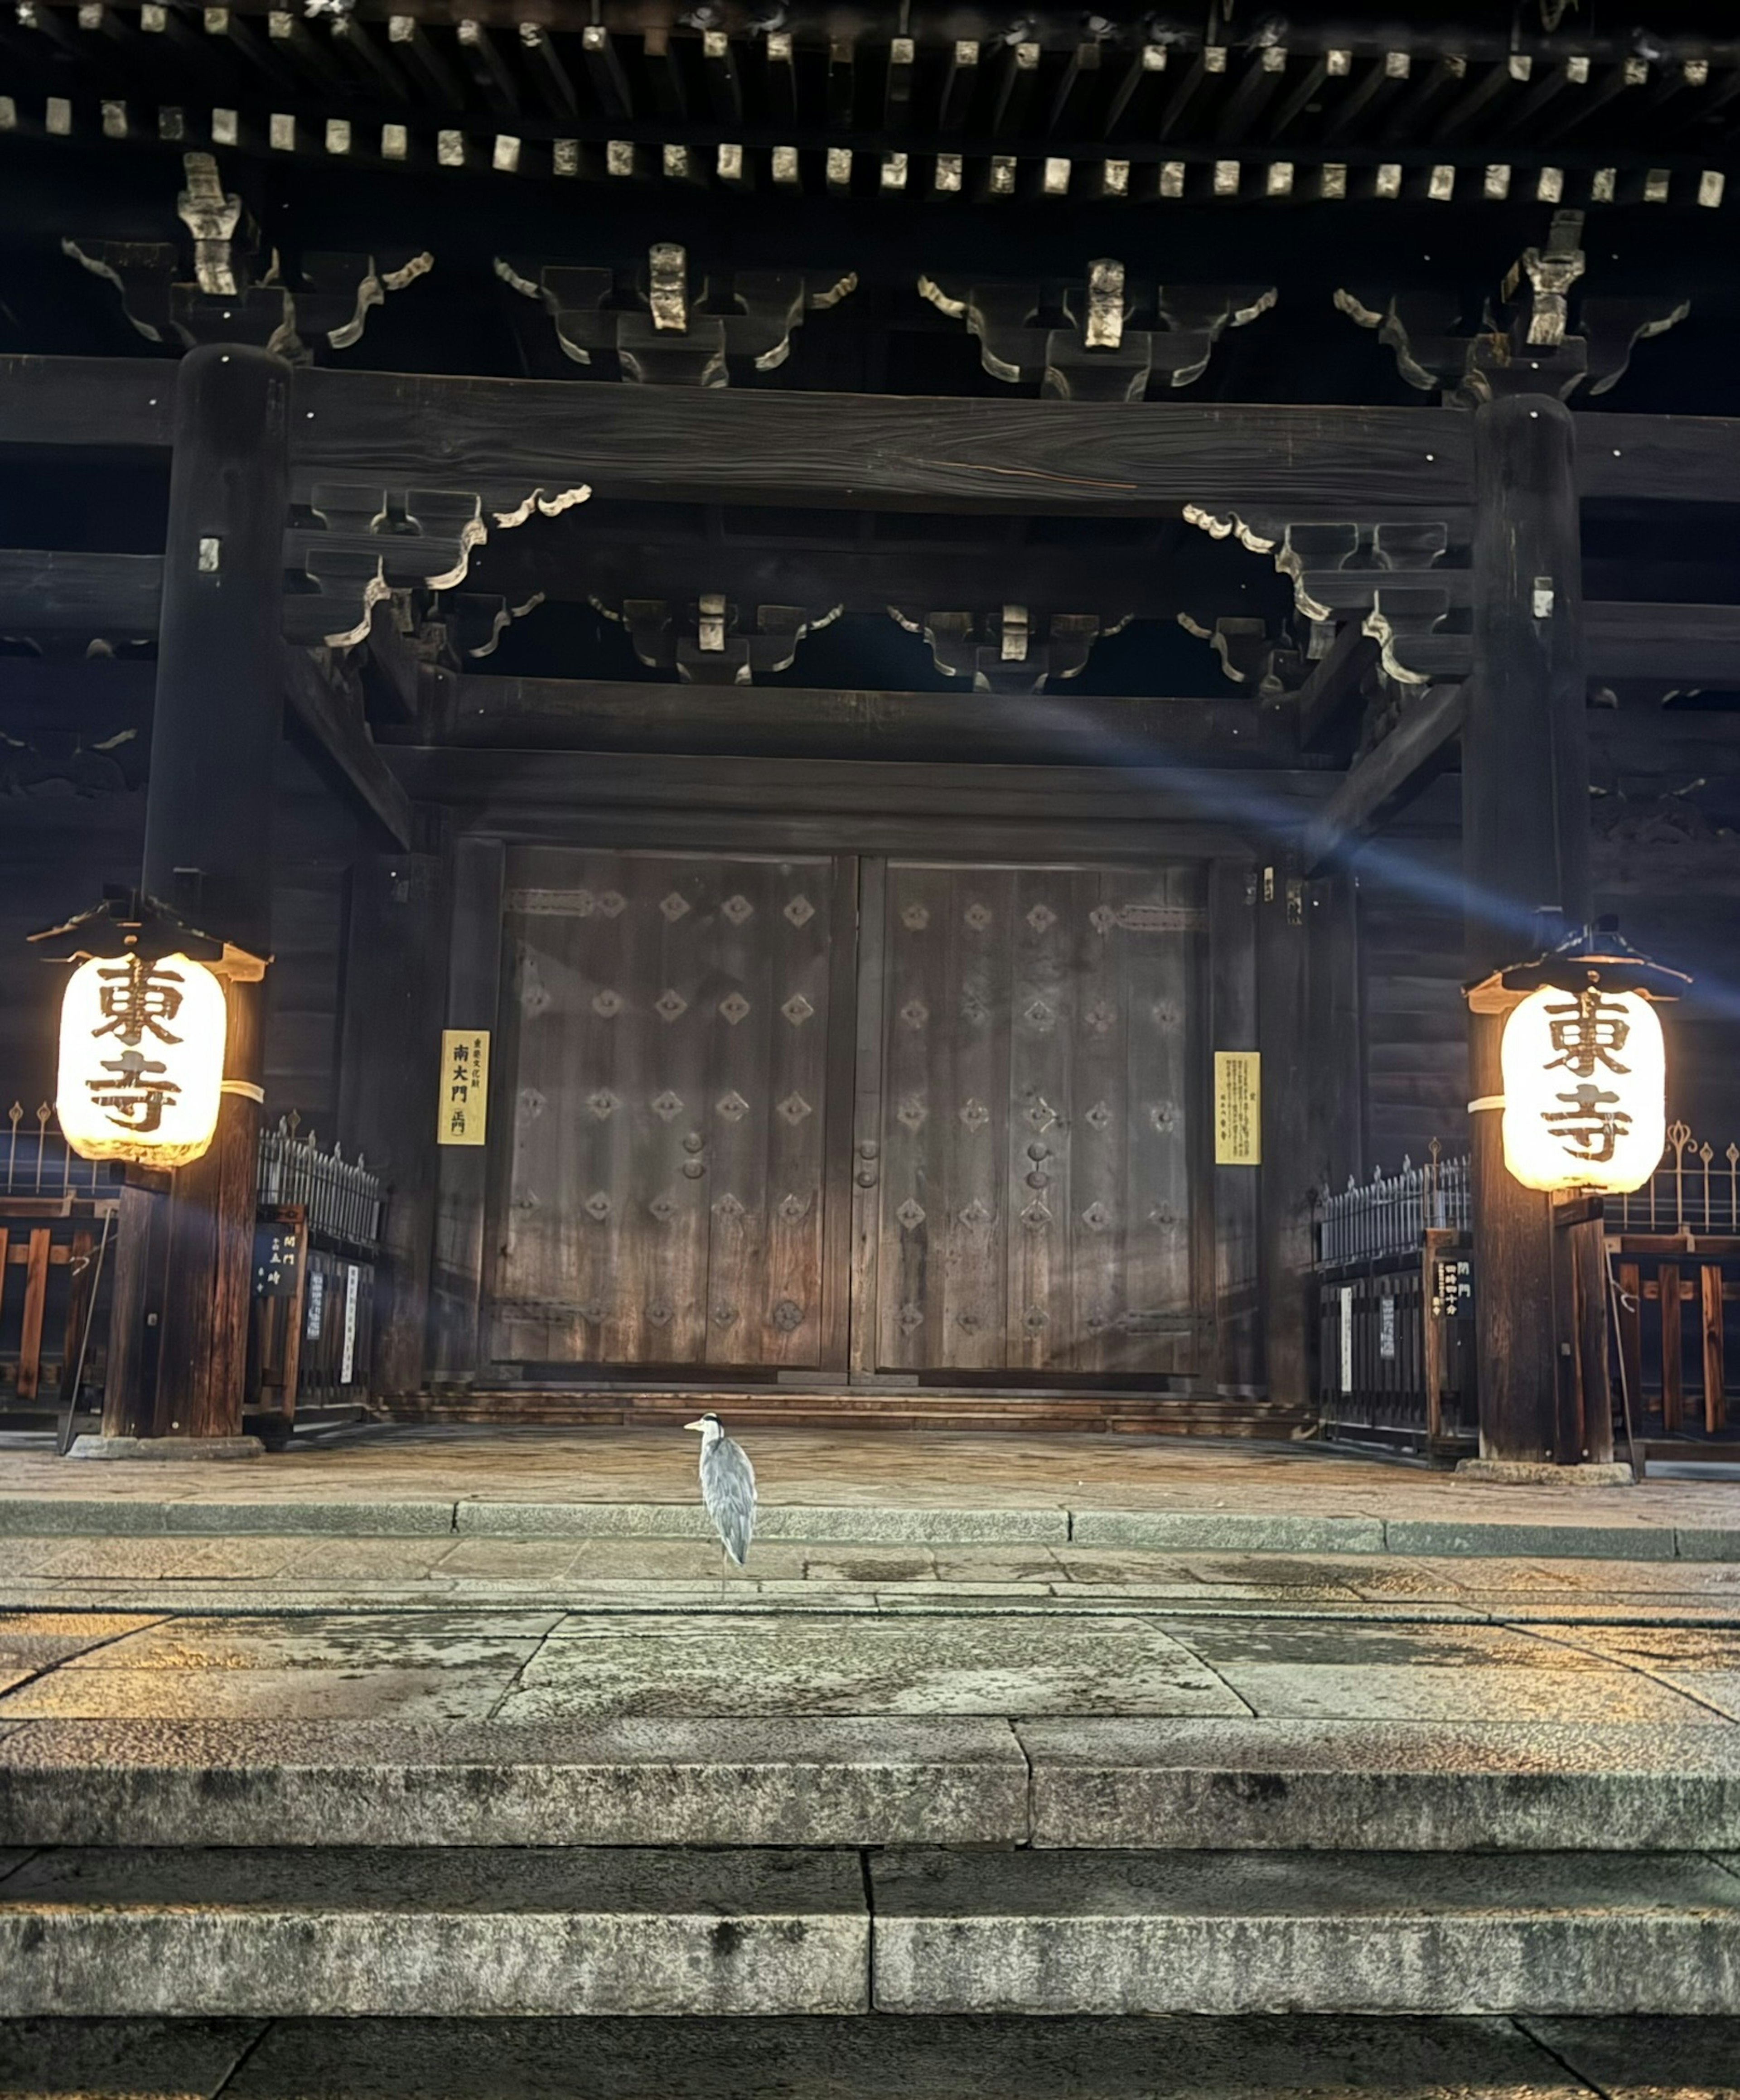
[439,1028,490,1146]
[253,1224,301,1299]
[1214,1050,1262,1165]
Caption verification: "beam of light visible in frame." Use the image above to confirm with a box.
[977,686,1740,1018]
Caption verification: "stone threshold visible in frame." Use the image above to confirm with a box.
[1,1495,1734,1560]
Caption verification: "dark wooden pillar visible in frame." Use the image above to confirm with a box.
[1208,858,1261,1397]
[338,850,449,1397]
[1258,859,1313,1412]
[1465,389,1610,1466]
[429,835,504,1386]
[100,344,290,1445]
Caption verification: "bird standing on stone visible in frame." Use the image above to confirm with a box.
[685,1412,756,1570]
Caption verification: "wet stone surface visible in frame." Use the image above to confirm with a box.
[502,1615,1243,1719]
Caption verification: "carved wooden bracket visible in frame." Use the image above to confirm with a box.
[890,604,1127,692]
[596,594,841,683]
[1336,210,1687,403]
[284,486,486,648]
[497,244,855,386]
[0,718,146,797]
[919,263,1275,400]
[1184,507,1470,690]
[64,154,431,361]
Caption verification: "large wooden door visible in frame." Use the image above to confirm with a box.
[489,848,848,1370]
[862,860,1205,1377]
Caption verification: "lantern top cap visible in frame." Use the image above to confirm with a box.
[1466,916,1690,1005]
[28,888,268,979]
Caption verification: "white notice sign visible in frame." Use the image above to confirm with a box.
[1339,1287,1354,1395]
[340,1263,360,1386]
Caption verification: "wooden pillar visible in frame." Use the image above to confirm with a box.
[338,850,449,1397]
[1465,388,1609,1465]
[1208,858,1261,1396]
[429,835,504,1386]
[101,344,290,1443]
[1258,859,1313,1411]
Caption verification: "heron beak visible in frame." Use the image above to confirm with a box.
[683,1419,706,1433]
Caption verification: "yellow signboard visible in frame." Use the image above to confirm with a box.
[438,1028,490,1146]
[1214,1050,1261,1166]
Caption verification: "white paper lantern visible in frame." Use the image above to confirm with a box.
[1500,984,1665,1194]
[55,952,228,1168]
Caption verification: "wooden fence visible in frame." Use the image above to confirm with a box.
[0,1102,382,1442]
[1606,1123,1740,1453]
[0,1104,121,1431]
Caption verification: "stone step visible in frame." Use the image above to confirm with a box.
[870,1849,1740,2018]
[4,1717,1740,1853]
[3,1848,1739,2019]
[0,1847,868,2018]
[5,2013,1740,2099]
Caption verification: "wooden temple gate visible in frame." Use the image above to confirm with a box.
[485,850,1207,1386]
[2,5,1739,1452]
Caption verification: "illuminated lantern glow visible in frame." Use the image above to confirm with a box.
[1500,984,1666,1195]
[55,952,229,1168]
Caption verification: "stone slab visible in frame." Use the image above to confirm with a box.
[0,2014,1629,2100]
[163,1502,458,1538]
[0,1613,165,1670]
[870,1848,1740,2016]
[0,1847,867,2018]
[0,1499,176,1537]
[456,1502,1071,1545]
[1527,2015,1740,2099]
[1020,1719,1740,1850]
[53,1610,559,1671]
[503,1614,1242,1719]
[0,1666,517,1724]
[0,2016,260,2098]
[1457,1461,1635,1488]
[1071,1513,1387,1555]
[0,1717,1028,1848]
[68,1437,264,1462]
[1384,1521,1680,1560]
[1678,1529,1740,1562]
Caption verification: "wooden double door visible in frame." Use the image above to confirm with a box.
[488,847,1206,1383]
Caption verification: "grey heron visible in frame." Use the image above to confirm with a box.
[685,1412,756,1570]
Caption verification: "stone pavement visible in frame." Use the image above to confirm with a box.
[6,1519,1740,2089]
[4,1424,1739,1560]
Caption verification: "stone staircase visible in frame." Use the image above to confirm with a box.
[3,1713,1740,2091]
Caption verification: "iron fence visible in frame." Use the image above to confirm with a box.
[255,1115,383,1257]
[1315,1146,1471,1269]
[3,1102,123,1201]
[1607,1122,1740,1236]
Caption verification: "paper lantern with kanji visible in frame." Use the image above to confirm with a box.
[1500,984,1665,1195]
[55,952,228,1167]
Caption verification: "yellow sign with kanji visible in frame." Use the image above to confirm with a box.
[439,1028,490,1146]
[1214,1050,1262,1166]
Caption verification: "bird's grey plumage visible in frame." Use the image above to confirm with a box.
[688,1413,756,1565]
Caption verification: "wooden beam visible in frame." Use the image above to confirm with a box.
[361,602,425,723]
[281,647,415,850]
[1292,624,1378,750]
[1300,683,1467,874]
[422,674,1317,767]
[5,357,1740,516]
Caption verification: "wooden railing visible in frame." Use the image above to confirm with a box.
[0,1104,120,1428]
[1605,1124,1740,1449]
